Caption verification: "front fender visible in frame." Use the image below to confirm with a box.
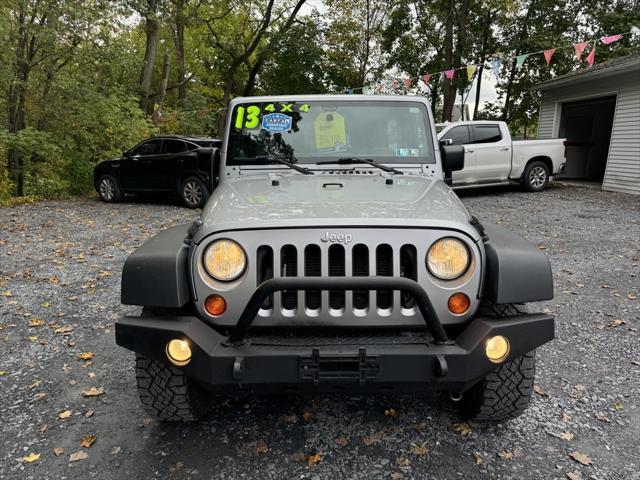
[121,224,191,308]
[482,223,554,304]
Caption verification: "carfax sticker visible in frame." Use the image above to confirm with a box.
[261,113,292,132]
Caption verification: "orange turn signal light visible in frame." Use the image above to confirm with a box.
[448,292,470,315]
[204,294,227,316]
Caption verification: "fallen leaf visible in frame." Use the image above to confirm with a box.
[302,411,315,422]
[22,452,40,463]
[282,414,298,424]
[253,440,269,454]
[628,293,637,300]
[613,401,622,411]
[562,412,572,422]
[570,451,593,466]
[570,384,585,399]
[566,470,582,480]
[412,421,428,432]
[307,452,323,467]
[58,410,72,419]
[82,387,105,397]
[0,370,6,376]
[497,450,514,460]
[77,352,94,361]
[385,408,400,419]
[595,412,610,422]
[54,448,64,457]
[334,437,348,447]
[54,326,73,334]
[80,434,97,448]
[84,410,94,418]
[410,443,428,456]
[363,431,384,446]
[39,424,48,433]
[27,379,43,389]
[28,318,45,327]
[560,431,574,441]
[88,372,96,378]
[473,452,485,467]
[110,446,121,455]
[395,457,411,466]
[69,450,88,462]
[390,473,404,480]
[2,290,13,297]
[533,385,549,397]
[608,319,626,328]
[452,422,472,436]
[41,301,50,308]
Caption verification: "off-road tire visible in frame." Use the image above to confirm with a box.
[97,174,122,203]
[522,160,549,192]
[460,301,535,421]
[180,176,209,209]
[135,354,212,421]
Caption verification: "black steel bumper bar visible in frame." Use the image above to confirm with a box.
[227,277,450,345]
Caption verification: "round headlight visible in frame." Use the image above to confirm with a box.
[203,239,246,281]
[426,238,470,280]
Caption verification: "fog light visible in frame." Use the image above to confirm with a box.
[205,294,227,316]
[485,335,510,363]
[166,339,191,366]
[447,292,470,315]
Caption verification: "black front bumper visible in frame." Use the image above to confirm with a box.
[115,312,554,393]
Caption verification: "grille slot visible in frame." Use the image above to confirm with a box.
[304,245,321,310]
[281,245,297,310]
[352,244,369,309]
[328,244,345,310]
[256,246,273,309]
[376,244,393,310]
[400,244,417,308]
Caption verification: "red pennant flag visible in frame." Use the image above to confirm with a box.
[422,74,431,85]
[403,78,412,88]
[573,42,588,60]
[543,49,555,65]
[586,46,596,68]
[392,79,398,90]
[602,34,622,45]
[444,69,455,80]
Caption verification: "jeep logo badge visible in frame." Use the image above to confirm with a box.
[320,232,352,244]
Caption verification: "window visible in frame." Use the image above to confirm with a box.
[132,139,162,156]
[161,139,186,154]
[185,142,200,151]
[472,125,502,144]
[443,126,470,145]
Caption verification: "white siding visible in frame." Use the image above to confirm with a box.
[537,71,640,194]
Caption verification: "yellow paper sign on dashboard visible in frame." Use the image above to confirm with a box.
[314,112,346,150]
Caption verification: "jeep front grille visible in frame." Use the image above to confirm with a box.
[256,242,417,316]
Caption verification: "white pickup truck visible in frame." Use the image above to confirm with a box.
[436,121,566,191]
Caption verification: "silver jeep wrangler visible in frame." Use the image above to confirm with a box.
[116,95,554,422]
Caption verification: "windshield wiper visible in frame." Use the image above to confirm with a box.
[253,155,314,175]
[316,157,403,175]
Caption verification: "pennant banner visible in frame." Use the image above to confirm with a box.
[403,78,412,88]
[587,45,596,68]
[573,42,588,60]
[491,59,502,77]
[544,48,555,65]
[602,34,622,44]
[444,69,455,80]
[422,74,431,85]
[515,54,529,69]
[466,65,477,80]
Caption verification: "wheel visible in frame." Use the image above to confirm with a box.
[522,161,549,192]
[180,176,209,208]
[459,301,535,421]
[97,174,122,203]
[135,354,212,421]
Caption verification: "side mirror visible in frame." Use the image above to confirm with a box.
[123,150,131,158]
[441,145,465,186]
[439,138,453,147]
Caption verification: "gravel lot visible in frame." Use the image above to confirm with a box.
[1,184,638,480]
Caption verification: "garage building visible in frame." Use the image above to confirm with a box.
[536,53,640,195]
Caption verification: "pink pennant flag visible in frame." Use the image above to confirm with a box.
[573,42,588,60]
[422,74,431,85]
[543,49,555,66]
[444,69,455,80]
[392,79,398,90]
[403,78,412,88]
[602,34,622,45]
[586,46,596,68]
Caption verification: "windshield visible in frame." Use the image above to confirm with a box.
[227,100,435,165]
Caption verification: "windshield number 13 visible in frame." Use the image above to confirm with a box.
[234,103,310,129]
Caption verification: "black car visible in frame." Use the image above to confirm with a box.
[94,136,222,208]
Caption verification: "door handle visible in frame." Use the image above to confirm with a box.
[498,147,510,151]
[465,148,474,153]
